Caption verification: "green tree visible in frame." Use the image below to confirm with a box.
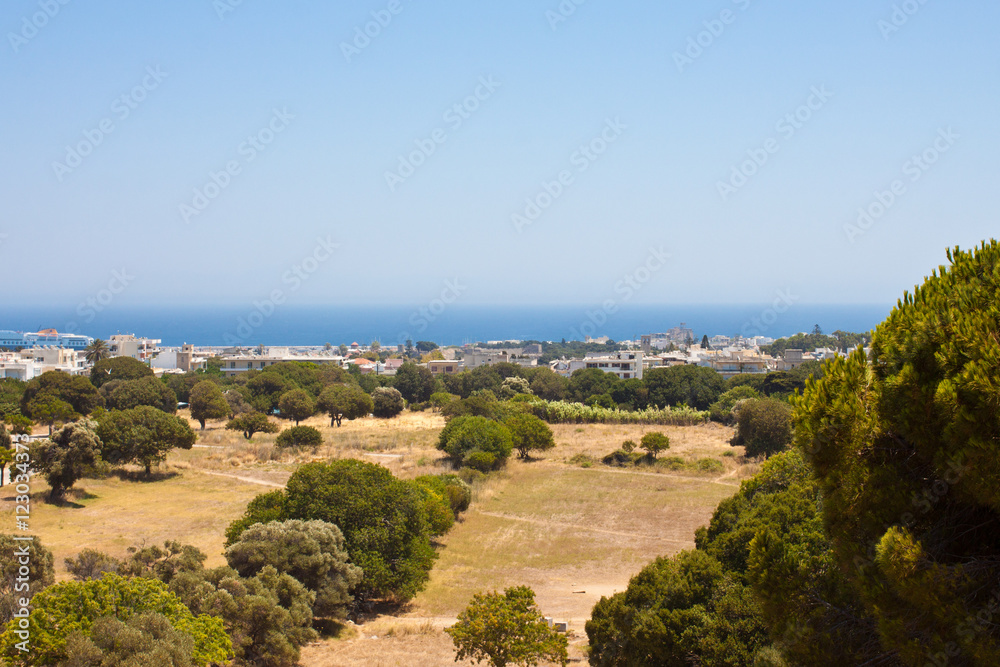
[415,341,438,352]
[277,388,315,426]
[21,371,103,417]
[586,550,757,667]
[567,368,619,404]
[393,362,436,403]
[708,384,761,424]
[225,412,280,440]
[793,242,1000,665]
[500,376,532,399]
[0,534,55,625]
[61,612,195,667]
[0,378,26,419]
[275,425,323,449]
[447,586,568,667]
[640,431,670,459]
[371,386,404,418]
[96,406,196,475]
[31,419,102,501]
[316,384,372,426]
[730,398,792,458]
[437,415,513,471]
[0,573,232,667]
[245,372,290,414]
[527,368,568,401]
[169,565,316,667]
[102,376,178,413]
[225,519,362,618]
[188,381,229,430]
[701,334,711,349]
[224,490,287,546]
[83,338,111,364]
[643,365,725,410]
[415,474,472,518]
[5,414,32,436]
[504,413,555,460]
[230,460,436,602]
[25,396,76,436]
[90,357,154,388]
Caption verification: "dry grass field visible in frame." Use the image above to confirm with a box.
[1,409,747,665]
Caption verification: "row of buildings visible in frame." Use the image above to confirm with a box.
[0,327,847,384]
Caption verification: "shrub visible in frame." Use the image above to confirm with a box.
[275,425,323,449]
[640,432,670,459]
[437,416,513,471]
[229,460,437,602]
[225,412,280,440]
[697,458,723,474]
[504,413,555,459]
[709,385,762,424]
[730,398,792,458]
[447,586,568,667]
[371,387,404,419]
[225,519,362,618]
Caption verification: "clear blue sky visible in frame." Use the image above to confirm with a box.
[2,0,997,308]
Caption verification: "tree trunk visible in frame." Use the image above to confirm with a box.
[145,462,152,476]
[199,419,206,430]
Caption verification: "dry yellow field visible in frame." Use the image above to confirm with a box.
[1,409,744,665]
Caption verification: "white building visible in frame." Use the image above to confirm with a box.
[109,334,161,361]
[567,351,644,380]
[0,348,88,380]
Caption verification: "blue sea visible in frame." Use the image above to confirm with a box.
[0,304,893,348]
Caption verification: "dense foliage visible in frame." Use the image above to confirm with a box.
[229,460,438,603]
[794,242,1000,664]
[447,586,568,667]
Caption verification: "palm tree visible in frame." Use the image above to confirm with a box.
[85,338,110,364]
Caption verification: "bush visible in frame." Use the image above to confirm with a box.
[640,431,670,459]
[429,392,458,410]
[0,574,232,666]
[230,460,437,603]
[730,399,793,458]
[504,413,555,459]
[696,458,723,474]
[415,474,471,519]
[275,425,323,449]
[225,412,280,440]
[437,415,513,471]
[371,387,404,419]
[447,586,568,667]
[709,385,762,424]
[225,519,362,618]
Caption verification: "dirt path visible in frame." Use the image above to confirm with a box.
[190,469,286,488]
[475,510,694,547]
[571,464,740,487]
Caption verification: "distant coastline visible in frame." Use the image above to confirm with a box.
[0,304,892,348]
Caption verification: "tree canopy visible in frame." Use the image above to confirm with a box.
[96,406,196,475]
